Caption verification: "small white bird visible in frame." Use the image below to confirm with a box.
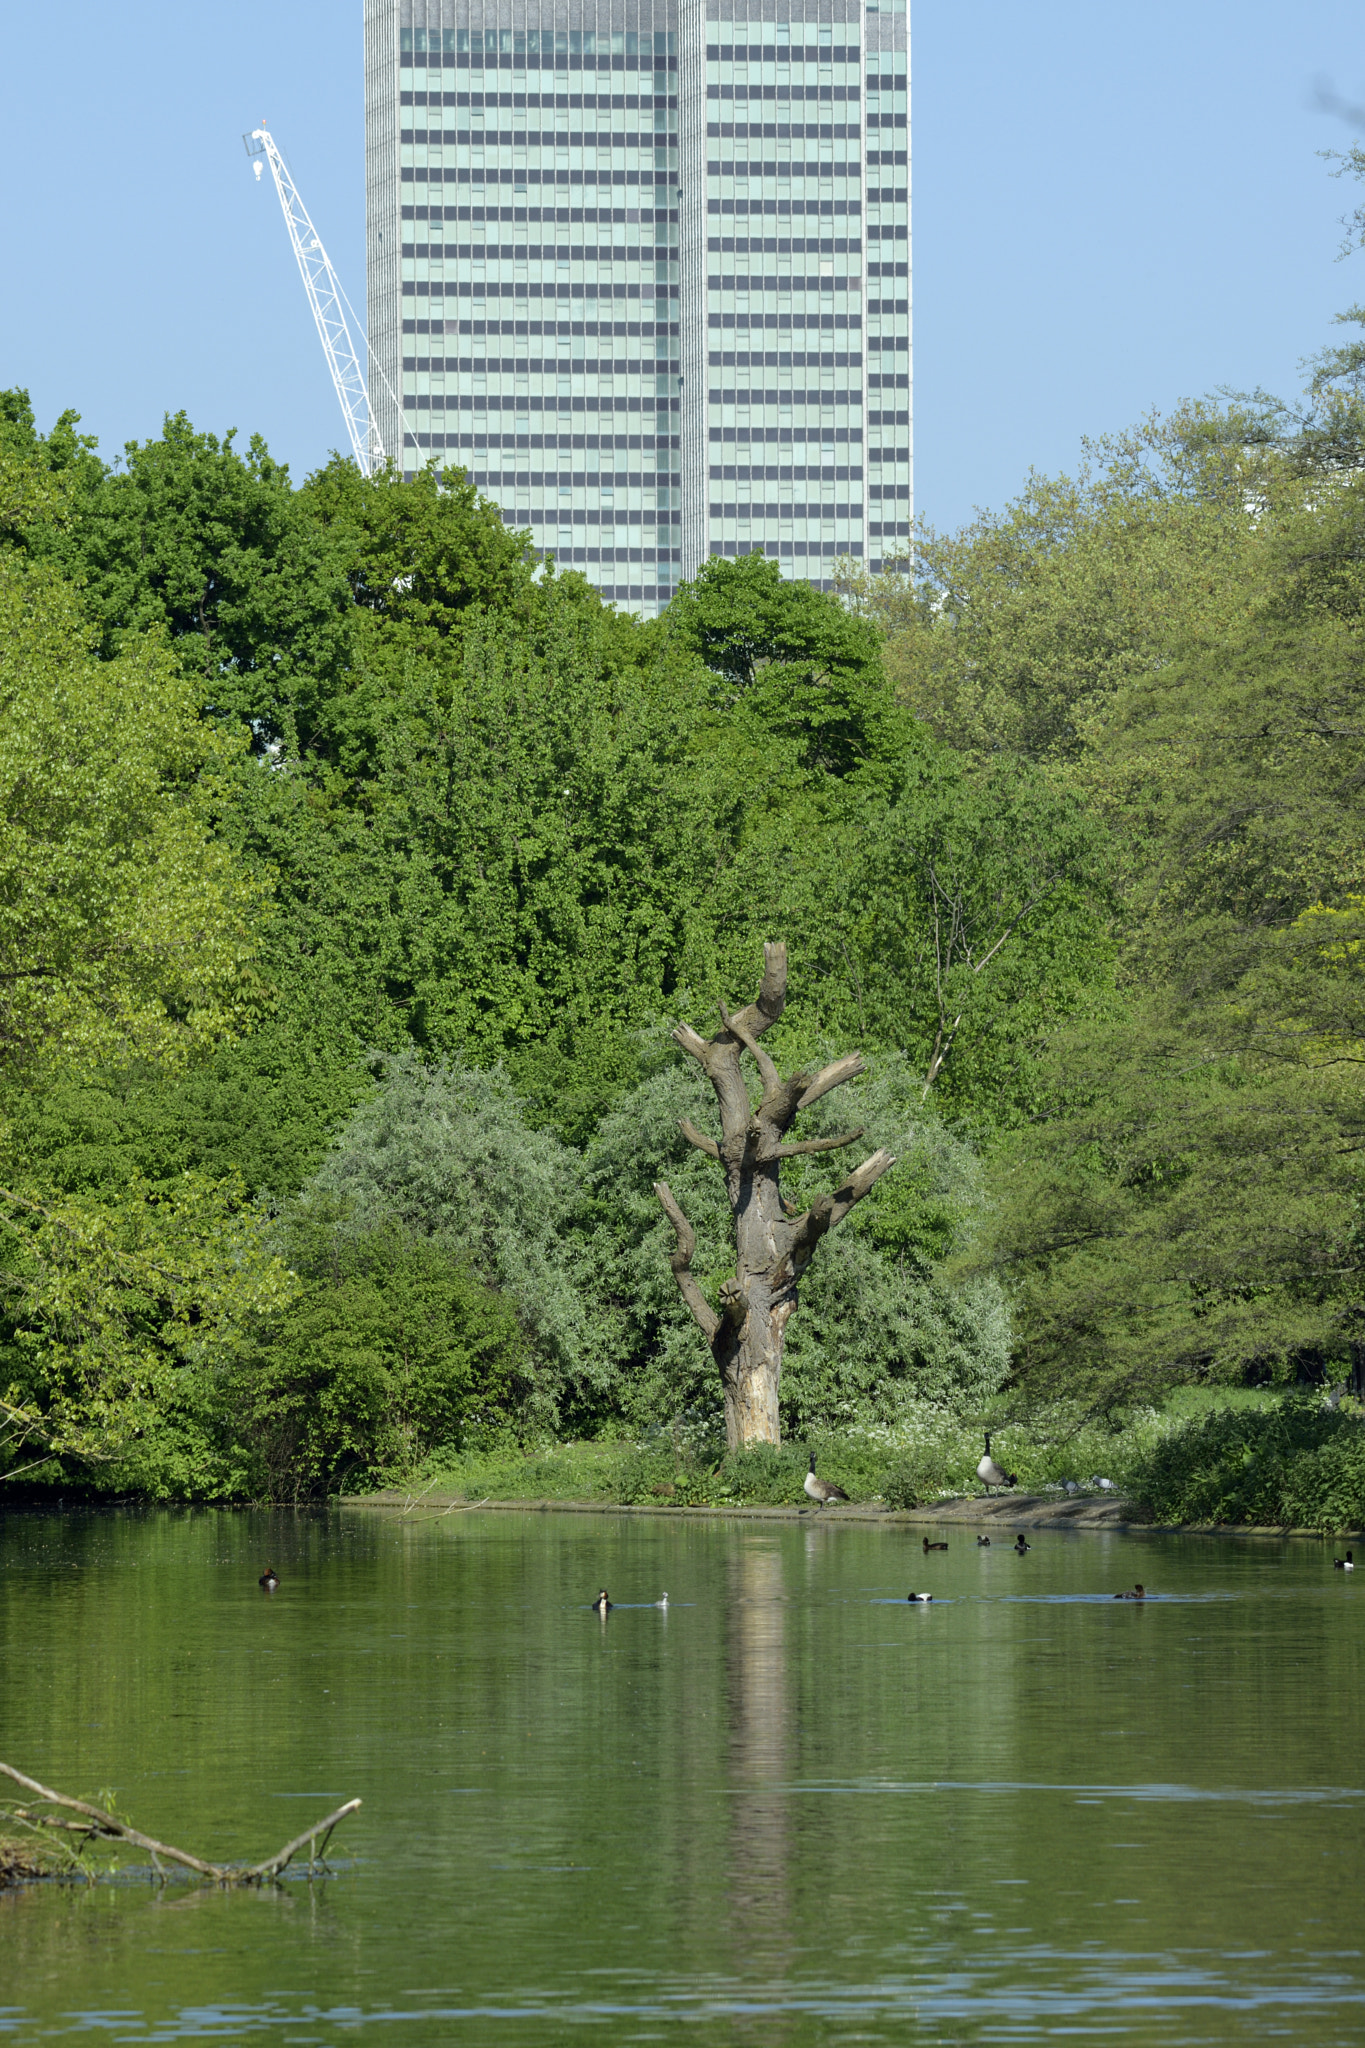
[976,1432,1018,1495]
[805,1453,849,1509]
[655,1592,670,1607]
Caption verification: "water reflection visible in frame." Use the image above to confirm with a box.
[725,1542,792,1988]
[2,1510,1364,2045]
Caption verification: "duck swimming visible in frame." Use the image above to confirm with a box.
[907,1592,933,1603]
[655,1593,669,1608]
[1114,1584,1146,1600]
[1014,1535,1031,1554]
[923,1537,948,1552]
[804,1453,849,1509]
[1334,1552,1354,1570]
[977,1433,1018,1495]
[258,1565,279,1591]
[593,1589,613,1614]
[977,1535,991,1547]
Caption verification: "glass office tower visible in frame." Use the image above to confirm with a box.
[364,0,908,617]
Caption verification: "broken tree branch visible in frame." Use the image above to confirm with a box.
[773,1127,865,1159]
[796,1053,866,1111]
[0,1761,360,1886]
[243,1801,363,1881]
[654,1181,721,1341]
[718,999,783,1095]
[672,1021,712,1067]
[776,1148,897,1281]
[678,1117,722,1162]
[730,938,788,1040]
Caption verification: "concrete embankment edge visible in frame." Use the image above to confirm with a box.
[340,1490,1360,1539]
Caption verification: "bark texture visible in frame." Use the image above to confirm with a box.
[655,941,895,1448]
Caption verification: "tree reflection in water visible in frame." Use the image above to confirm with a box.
[725,1541,794,2003]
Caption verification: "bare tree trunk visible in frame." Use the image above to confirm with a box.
[655,941,895,1449]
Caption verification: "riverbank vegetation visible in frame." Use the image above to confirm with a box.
[405,1388,1364,1533]
[3,161,1365,1524]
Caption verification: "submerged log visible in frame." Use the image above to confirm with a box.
[0,1761,360,1884]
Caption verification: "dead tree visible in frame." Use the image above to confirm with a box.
[0,1761,359,1885]
[654,941,895,1448]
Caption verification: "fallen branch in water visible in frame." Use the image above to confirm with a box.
[0,1761,360,1884]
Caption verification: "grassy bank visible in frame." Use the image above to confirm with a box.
[389,1390,1365,1530]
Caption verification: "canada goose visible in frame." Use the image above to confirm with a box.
[1013,1535,1031,1554]
[258,1565,279,1590]
[977,1433,1018,1494]
[1334,1552,1355,1571]
[804,1453,849,1508]
[1114,1584,1146,1600]
[907,1592,933,1603]
[923,1537,949,1552]
[977,1535,991,1546]
[593,1589,613,1614]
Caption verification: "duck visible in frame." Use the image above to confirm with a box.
[655,1592,669,1608]
[1114,1584,1146,1600]
[258,1565,279,1591]
[977,1535,991,1546]
[1013,1535,1031,1554]
[593,1589,613,1614]
[922,1537,949,1552]
[977,1433,1018,1495]
[907,1592,933,1603]
[804,1453,849,1509]
[1334,1552,1354,1571]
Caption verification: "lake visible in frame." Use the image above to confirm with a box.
[1,1504,1362,2043]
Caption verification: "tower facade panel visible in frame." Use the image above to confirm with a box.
[365,0,908,614]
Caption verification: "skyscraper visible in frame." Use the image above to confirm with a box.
[364,0,908,618]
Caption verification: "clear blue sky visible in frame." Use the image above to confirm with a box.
[2,1,1361,534]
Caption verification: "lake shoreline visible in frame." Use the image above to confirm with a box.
[341,1488,1361,1540]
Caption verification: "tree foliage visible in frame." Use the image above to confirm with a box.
[0,556,265,1077]
[976,437,1365,1404]
[298,1046,1010,1447]
[226,1217,528,1501]
[0,379,1135,1488]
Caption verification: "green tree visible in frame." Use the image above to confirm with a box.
[982,464,1365,1405]
[0,527,290,1485]
[227,1217,528,1500]
[0,554,264,1078]
[847,412,1282,766]
[668,552,897,776]
[221,591,740,1132]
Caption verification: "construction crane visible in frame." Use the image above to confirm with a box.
[245,125,390,475]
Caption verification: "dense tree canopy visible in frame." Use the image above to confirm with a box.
[917,412,1365,1405]
[10,241,1364,1497]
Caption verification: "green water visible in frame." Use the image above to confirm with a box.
[1,1507,1362,2044]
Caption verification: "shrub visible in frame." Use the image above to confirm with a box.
[1128,1398,1365,1529]
[228,1218,528,1500]
[880,1447,954,1509]
[1276,1430,1365,1533]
